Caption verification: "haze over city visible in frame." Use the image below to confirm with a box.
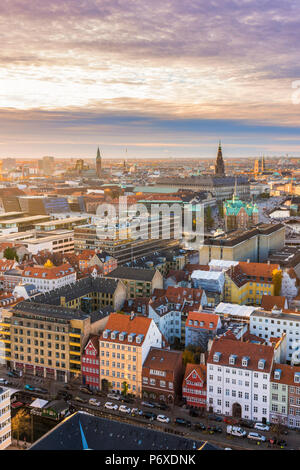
[1,0,300,158]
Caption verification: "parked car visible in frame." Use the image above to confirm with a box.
[0,378,8,385]
[7,370,19,378]
[208,414,223,422]
[211,426,222,433]
[74,396,87,403]
[107,393,121,401]
[226,425,246,437]
[121,397,134,404]
[247,432,266,442]
[239,419,254,429]
[141,401,155,408]
[79,386,93,395]
[89,398,101,407]
[174,417,191,427]
[157,403,169,411]
[104,401,118,411]
[119,405,131,414]
[24,384,35,391]
[34,387,48,394]
[156,415,170,423]
[194,422,206,431]
[143,411,157,420]
[254,423,270,432]
[131,408,143,416]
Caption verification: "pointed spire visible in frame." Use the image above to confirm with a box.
[215,141,225,177]
[96,147,101,159]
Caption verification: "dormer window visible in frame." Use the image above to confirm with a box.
[209,322,214,328]
[213,352,221,363]
[258,359,265,370]
[242,356,249,367]
[111,330,119,340]
[229,354,237,365]
[294,372,300,383]
[103,329,110,339]
[274,369,281,380]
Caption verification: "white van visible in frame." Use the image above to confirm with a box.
[0,378,8,385]
[226,425,246,437]
[107,393,121,401]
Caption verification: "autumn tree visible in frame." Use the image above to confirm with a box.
[121,381,129,396]
[182,349,196,365]
[4,247,19,261]
[11,409,31,447]
[272,269,283,296]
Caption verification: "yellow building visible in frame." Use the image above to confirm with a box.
[224,261,281,305]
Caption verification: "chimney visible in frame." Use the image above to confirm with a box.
[200,353,206,365]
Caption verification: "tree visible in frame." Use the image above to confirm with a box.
[11,409,31,447]
[4,247,19,261]
[182,349,196,366]
[272,269,283,296]
[204,207,214,230]
[121,381,129,396]
[218,202,224,219]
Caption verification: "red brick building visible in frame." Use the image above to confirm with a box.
[81,336,100,390]
[142,348,183,404]
[182,363,207,409]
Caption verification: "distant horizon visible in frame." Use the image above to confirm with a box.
[1,1,300,157]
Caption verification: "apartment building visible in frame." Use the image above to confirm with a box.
[250,308,300,364]
[22,262,77,293]
[185,311,222,350]
[0,387,11,450]
[142,348,183,404]
[105,267,163,299]
[0,300,109,382]
[148,286,207,345]
[224,261,280,305]
[207,336,275,422]
[99,313,162,396]
[182,363,207,409]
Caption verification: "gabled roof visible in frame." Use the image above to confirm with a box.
[261,295,287,311]
[183,363,206,385]
[186,311,220,330]
[100,313,153,346]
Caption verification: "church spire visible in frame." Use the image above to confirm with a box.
[96,146,102,178]
[215,141,225,177]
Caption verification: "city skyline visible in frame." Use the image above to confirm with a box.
[1,0,300,158]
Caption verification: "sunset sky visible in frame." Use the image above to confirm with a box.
[1,0,300,158]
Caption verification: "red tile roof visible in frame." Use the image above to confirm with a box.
[186,311,220,330]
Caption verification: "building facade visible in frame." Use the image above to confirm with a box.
[182,363,207,409]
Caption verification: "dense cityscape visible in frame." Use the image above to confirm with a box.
[1,0,300,458]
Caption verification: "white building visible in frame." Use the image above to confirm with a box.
[0,387,11,450]
[250,308,300,364]
[22,263,76,293]
[207,336,275,422]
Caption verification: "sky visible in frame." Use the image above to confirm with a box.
[1,0,300,159]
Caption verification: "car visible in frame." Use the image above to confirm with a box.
[104,401,118,411]
[121,397,134,404]
[208,414,223,422]
[79,386,93,395]
[143,411,157,420]
[157,403,169,411]
[74,396,87,403]
[254,423,270,432]
[24,384,35,391]
[118,405,131,413]
[141,401,155,408]
[89,398,101,407]
[211,426,222,433]
[194,422,206,431]
[239,419,254,429]
[11,401,23,409]
[107,393,121,401]
[247,432,266,442]
[131,408,143,416]
[174,418,191,427]
[156,414,170,423]
[0,378,8,385]
[34,387,48,394]
[7,370,19,378]
[226,425,247,437]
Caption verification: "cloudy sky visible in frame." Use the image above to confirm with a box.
[1,0,300,158]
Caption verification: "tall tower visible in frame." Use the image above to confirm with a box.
[215,141,225,177]
[254,159,260,176]
[96,147,102,178]
[261,156,265,173]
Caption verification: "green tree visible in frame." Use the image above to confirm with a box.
[205,207,214,230]
[11,409,31,447]
[4,247,19,261]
